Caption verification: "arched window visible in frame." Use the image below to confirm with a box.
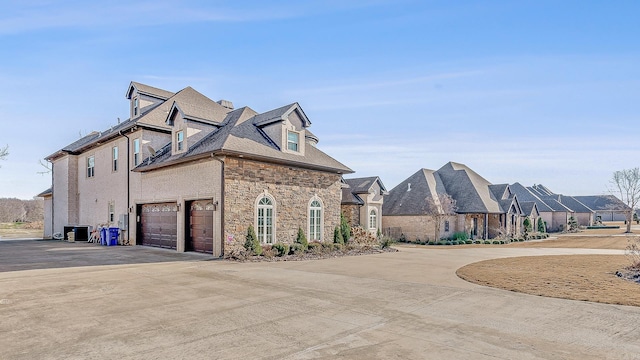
[369,209,377,230]
[256,195,275,244]
[309,199,322,241]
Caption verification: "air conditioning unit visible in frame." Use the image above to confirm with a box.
[118,214,129,231]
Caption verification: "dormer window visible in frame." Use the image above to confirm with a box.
[176,131,184,151]
[287,130,299,152]
[133,97,139,116]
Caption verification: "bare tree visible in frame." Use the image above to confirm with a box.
[611,168,640,233]
[0,145,8,167]
[37,159,51,175]
[425,193,457,241]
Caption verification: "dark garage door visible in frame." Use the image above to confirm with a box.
[187,200,214,254]
[140,203,177,249]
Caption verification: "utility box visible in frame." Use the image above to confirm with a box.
[118,214,128,231]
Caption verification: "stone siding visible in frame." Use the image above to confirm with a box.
[223,157,342,246]
[341,204,360,227]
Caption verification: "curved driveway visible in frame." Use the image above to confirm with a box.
[0,241,637,359]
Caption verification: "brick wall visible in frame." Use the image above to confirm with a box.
[341,204,360,227]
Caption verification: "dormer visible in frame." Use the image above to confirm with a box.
[165,101,220,156]
[255,103,311,156]
[126,82,174,119]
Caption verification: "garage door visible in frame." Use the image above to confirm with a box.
[140,203,177,249]
[187,200,214,254]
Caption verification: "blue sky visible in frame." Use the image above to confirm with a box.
[1,0,638,199]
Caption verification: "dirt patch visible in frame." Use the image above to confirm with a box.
[457,255,640,307]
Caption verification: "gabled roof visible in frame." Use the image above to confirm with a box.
[520,201,539,217]
[343,176,387,194]
[488,184,510,200]
[135,104,352,174]
[572,195,631,211]
[126,81,174,100]
[436,162,503,213]
[531,184,555,196]
[383,169,447,216]
[341,187,364,205]
[552,195,594,213]
[252,103,311,128]
[509,182,554,212]
[541,197,574,212]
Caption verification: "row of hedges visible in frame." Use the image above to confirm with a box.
[397,233,550,246]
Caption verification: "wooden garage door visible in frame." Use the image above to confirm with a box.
[140,203,177,249]
[187,200,214,254]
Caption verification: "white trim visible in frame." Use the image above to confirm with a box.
[255,191,276,244]
[307,196,324,241]
[368,208,377,230]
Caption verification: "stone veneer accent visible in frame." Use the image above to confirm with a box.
[223,157,342,247]
[341,204,360,227]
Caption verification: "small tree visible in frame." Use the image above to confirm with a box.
[244,225,262,256]
[611,168,640,233]
[295,227,308,249]
[425,193,457,241]
[333,226,344,244]
[340,213,350,242]
[568,216,578,232]
[537,218,546,233]
[523,217,532,232]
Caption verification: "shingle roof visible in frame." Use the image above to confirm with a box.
[520,201,539,217]
[128,81,175,100]
[167,87,231,125]
[509,182,554,212]
[341,187,364,205]
[436,162,503,213]
[383,169,446,216]
[572,195,631,211]
[135,104,352,174]
[343,177,387,194]
[36,188,52,197]
[541,197,574,212]
[553,195,594,213]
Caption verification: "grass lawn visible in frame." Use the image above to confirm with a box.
[0,222,43,239]
[457,224,640,307]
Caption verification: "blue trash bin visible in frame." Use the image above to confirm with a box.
[100,228,108,246]
[108,227,119,246]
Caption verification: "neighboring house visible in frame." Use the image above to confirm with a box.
[37,188,53,239]
[542,195,594,227]
[383,162,523,241]
[44,82,352,256]
[509,183,556,231]
[572,195,631,222]
[519,201,540,232]
[341,177,387,233]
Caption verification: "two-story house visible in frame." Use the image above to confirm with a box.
[44,82,352,256]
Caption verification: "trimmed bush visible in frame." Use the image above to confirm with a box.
[272,243,289,257]
[492,240,500,244]
[333,226,344,244]
[340,213,351,242]
[295,227,308,249]
[244,225,263,256]
[484,240,491,244]
[452,232,469,241]
[438,241,447,246]
[289,243,305,255]
[465,240,473,244]
[428,241,436,245]
[473,240,481,244]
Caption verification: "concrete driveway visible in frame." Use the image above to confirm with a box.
[0,240,637,359]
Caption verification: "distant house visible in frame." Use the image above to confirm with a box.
[36,188,53,238]
[383,162,523,241]
[44,82,352,256]
[341,177,387,232]
[572,195,631,222]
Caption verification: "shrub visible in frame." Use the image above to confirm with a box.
[379,236,396,249]
[499,240,505,244]
[351,226,378,247]
[272,243,289,257]
[262,247,276,259]
[523,217,532,232]
[340,213,351,242]
[465,240,473,244]
[399,233,407,243]
[445,241,453,246]
[625,236,640,268]
[334,226,344,244]
[307,241,323,255]
[428,241,436,245]
[437,241,447,246]
[518,238,524,242]
[332,243,344,252]
[492,240,500,244]
[452,232,469,241]
[289,243,305,255]
[484,240,491,244]
[244,225,262,256]
[473,240,481,244]
[296,227,308,249]
[537,218,546,233]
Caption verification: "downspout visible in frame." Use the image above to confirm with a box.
[212,155,225,257]
[119,129,131,245]
[484,213,488,239]
[50,160,55,238]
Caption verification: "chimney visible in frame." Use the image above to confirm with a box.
[407,183,411,192]
[217,100,234,110]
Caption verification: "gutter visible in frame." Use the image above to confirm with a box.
[119,129,131,245]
